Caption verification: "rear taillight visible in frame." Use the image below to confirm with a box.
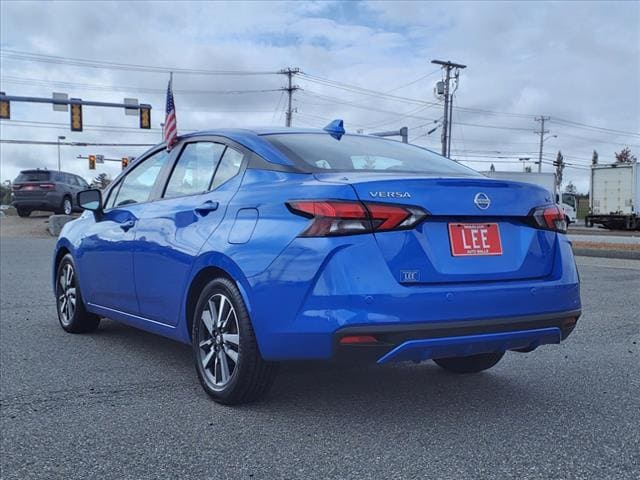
[39,183,55,190]
[286,200,428,237]
[530,205,567,233]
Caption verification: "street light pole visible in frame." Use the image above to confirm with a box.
[57,136,66,171]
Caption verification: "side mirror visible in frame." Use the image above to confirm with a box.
[77,189,103,214]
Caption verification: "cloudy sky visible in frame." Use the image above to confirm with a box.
[1,0,639,192]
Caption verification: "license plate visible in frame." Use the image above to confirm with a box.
[448,223,503,256]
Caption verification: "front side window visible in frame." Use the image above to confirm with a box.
[109,150,170,207]
[76,176,89,188]
[211,147,244,190]
[263,133,481,176]
[164,142,226,199]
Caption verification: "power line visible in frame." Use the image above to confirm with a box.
[299,91,439,122]
[550,130,640,148]
[1,76,284,95]
[383,68,442,93]
[550,117,639,137]
[0,49,281,76]
[0,139,155,146]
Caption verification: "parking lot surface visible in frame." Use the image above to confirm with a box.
[1,236,639,480]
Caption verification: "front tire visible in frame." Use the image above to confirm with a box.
[17,207,31,217]
[192,277,277,405]
[433,352,504,374]
[55,254,101,333]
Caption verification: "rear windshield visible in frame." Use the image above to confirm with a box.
[15,171,52,182]
[263,133,481,176]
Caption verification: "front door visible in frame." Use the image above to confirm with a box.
[77,148,171,314]
[133,140,246,326]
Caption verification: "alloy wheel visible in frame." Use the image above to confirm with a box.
[197,293,240,389]
[57,263,76,326]
[63,198,72,215]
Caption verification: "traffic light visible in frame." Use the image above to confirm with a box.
[139,104,151,129]
[121,157,129,170]
[0,92,9,119]
[70,99,83,131]
[88,155,96,170]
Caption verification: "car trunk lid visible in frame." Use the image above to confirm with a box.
[315,173,558,284]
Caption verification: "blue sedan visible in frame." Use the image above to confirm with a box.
[53,123,581,404]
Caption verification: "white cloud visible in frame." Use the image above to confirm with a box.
[0,0,638,194]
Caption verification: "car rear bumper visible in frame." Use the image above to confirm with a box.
[12,192,62,210]
[247,231,581,361]
[333,309,580,363]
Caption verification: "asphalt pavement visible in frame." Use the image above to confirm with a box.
[1,236,639,480]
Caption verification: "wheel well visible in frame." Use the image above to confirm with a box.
[185,266,233,340]
[54,247,70,272]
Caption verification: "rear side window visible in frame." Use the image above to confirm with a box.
[211,147,244,190]
[263,134,480,176]
[108,150,170,207]
[164,142,226,198]
[15,171,51,182]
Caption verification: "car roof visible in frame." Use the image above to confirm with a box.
[181,126,322,138]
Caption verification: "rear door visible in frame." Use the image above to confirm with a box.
[12,170,55,203]
[133,138,246,326]
[77,148,172,314]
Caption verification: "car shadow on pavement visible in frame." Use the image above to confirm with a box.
[91,318,552,418]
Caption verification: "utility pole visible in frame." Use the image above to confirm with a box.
[431,59,466,158]
[57,135,66,171]
[281,67,300,127]
[535,116,550,173]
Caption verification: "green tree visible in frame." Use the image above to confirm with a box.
[0,182,12,205]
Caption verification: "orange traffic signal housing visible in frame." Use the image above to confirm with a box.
[0,92,9,119]
[70,99,83,131]
[88,155,96,170]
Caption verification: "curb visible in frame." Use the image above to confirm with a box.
[572,248,640,260]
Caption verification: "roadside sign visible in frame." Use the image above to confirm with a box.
[53,92,68,112]
[96,154,105,164]
[124,98,139,116]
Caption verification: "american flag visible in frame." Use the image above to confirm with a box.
[163,75,178,149]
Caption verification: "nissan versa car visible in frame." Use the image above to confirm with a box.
[53,122,581,404]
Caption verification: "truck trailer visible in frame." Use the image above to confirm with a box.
[586,161,640,230]
[483,171,577,223]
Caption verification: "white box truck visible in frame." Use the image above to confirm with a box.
[482,171,577,223]
[586,161,640,230]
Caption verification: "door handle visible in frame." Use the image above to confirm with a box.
[119,220,136,231]
[194,201,219,216]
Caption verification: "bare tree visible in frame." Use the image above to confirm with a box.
[554,151,564,188]
[615,147,637,164]
[91,173,112,189]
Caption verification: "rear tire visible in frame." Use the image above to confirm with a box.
[433,352,504,374]
[17,208,31,217]
[192,277,278,405]
[55,254,101,333]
